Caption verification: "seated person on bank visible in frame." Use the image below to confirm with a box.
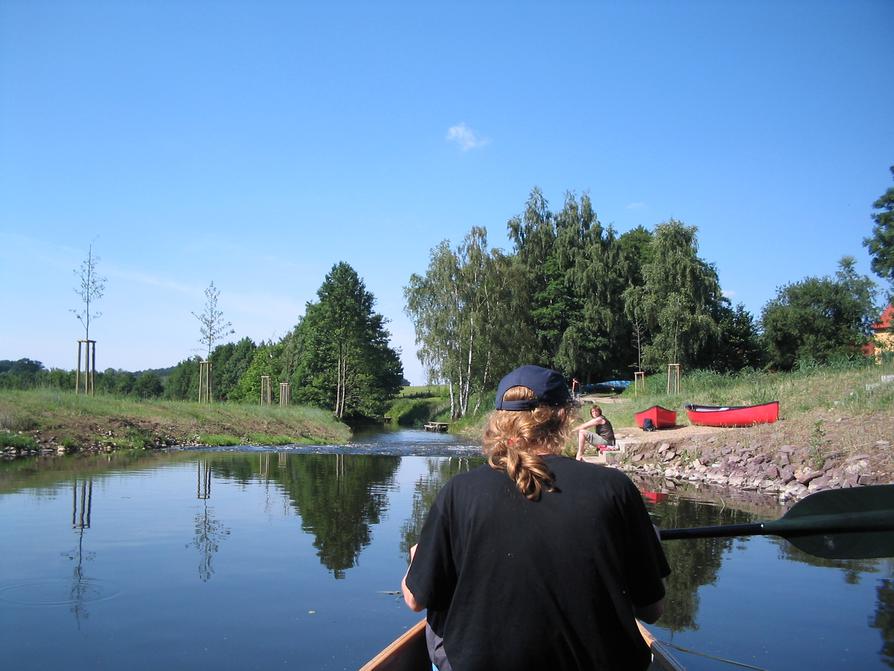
[573,404,616,459]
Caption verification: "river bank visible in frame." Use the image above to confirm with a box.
[3,380,891,504]
[0,389,351,458]
[591,406,894,501]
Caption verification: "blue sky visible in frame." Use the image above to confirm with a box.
[1,1,892,385]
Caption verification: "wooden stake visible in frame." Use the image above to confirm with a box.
[260,375,272,405]
[666,363,681,395]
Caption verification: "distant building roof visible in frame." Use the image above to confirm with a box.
[873,304,894,331]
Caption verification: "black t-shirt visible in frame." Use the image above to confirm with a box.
[406,456,670,671]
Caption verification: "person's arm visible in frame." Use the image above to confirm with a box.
[572,417,599,432]
[629,522,669,623]
[633,585,665,623]
[401,544,424,612]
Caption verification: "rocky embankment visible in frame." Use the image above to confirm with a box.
[1,426,188,459]
[602,412,893,501]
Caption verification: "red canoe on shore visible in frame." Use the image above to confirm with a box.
[685,401,779,428]
[635,405,677,429]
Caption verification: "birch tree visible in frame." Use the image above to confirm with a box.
[405,228,517,418]
[623,220,722,370]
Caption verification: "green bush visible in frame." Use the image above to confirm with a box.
[0,430,37,450]
[122,427,154,449]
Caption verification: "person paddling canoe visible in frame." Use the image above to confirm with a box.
[400,365,670,671]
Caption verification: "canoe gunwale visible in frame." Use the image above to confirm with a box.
[362,618,684,670]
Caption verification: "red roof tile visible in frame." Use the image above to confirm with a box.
[873,305,894,331]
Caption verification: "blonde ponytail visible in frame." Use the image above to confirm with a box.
[483,386,573,501]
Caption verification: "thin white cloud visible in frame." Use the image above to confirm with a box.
[446,123,489,151]
[625,202,647,210]
[105,266,197,295]
[722,289,736,299]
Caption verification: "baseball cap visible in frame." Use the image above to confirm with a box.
[495,365,572,411]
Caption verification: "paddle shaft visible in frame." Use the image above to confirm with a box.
[654,485,894,559]
[660,509,893,541]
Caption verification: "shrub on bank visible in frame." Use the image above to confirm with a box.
[0,431,37,450]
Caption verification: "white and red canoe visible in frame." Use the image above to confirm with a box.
[685,401,779,428]
[359,618,684,671]
[635,405,678,429]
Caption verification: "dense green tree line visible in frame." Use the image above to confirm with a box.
[406,187,884,418]
[7,169,891,415]
[158,263,403,418]
[0,359,168,398]
[4,263,404,420]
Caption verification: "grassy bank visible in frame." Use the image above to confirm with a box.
[0,388,351,453]
[604,359,894,428]
[386,385,452,426]
[440,360,894,450]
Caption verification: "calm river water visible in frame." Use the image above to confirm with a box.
[1,428,891,670]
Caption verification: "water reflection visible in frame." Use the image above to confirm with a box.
[649,495,755,632]
[1,442,892,670]
[400,456,476,556]
[189,460,229,582]
[872,576,894,667]
[209,452,404,577]
[65,478,95,626]
[284,454,400,578]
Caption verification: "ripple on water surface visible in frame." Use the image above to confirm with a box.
[0,578,120,607]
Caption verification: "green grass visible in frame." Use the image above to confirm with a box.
[0,388,351,450]
[448,359,894,440]
[198,434,242,446]
[399,384,449,399]
[244,433,301,445]
[388,385,452,426]
[602,358,894,427]
[0,430,37,450]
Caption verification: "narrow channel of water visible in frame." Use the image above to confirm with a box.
[0,429,891,670]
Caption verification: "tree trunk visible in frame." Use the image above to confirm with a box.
[473,349,491,415]
[448,380,456,419]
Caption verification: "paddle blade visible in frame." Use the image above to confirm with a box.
[784,484,894,521]
[769,485,894,559]
[785,527,894,560]
[659,485,894,560]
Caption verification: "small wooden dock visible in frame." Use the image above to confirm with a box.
[424,422,449,432]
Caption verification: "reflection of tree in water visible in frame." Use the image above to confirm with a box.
[648,496,755,632]
[64,478,96,627]
[870,566,894,669]
[187,461,230,582]
[400,457,478,555]
[771,536,881,584]
[273,454,402,578]
[204,453,461,578]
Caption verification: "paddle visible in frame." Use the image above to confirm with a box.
[658,484,894,560]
